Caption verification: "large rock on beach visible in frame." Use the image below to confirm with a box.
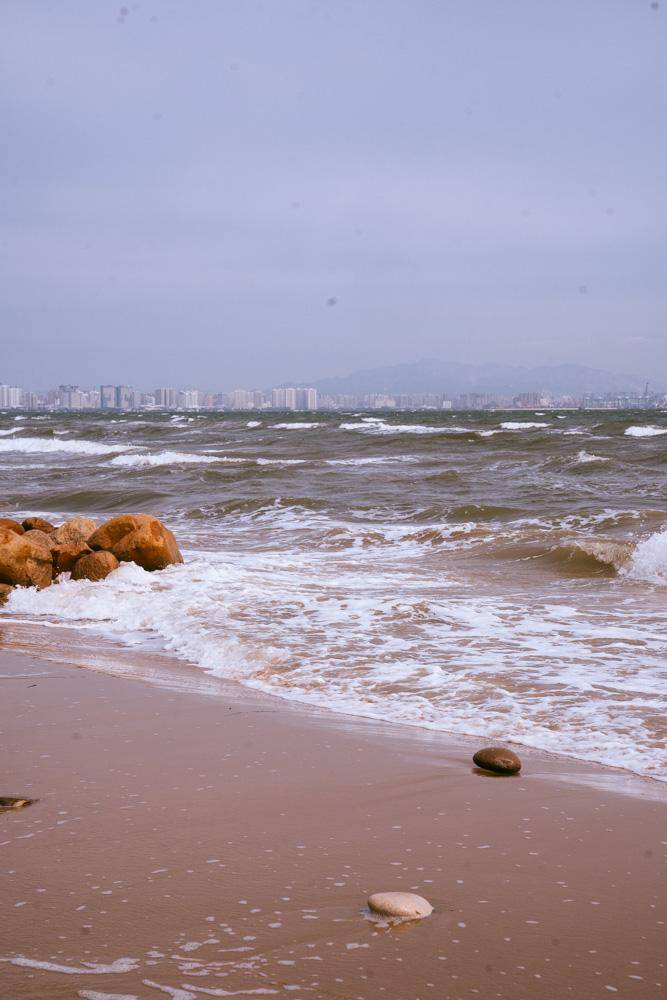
[473,746,522,774]
[52,542,91,577]
[22,516,55,534]
[0,528,53,589]
[23,529,57,552]
[71,550,119,582]
[367,892,433,920]
[89,514,183,572]
[53,517,98,546]
[0,518,23,535]
[0,582,14,605]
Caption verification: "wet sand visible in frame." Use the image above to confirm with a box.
[1,647,666,999]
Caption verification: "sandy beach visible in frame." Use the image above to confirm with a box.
[1,639,665,999]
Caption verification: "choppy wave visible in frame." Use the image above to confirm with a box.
[273,422,321,429]
[499,421,549,430]
[0,427,25,436]
[624,425,667,437]
[0,436,132,456]
[110,451,220,468]
[573,450,610,465]
[623,529,667,584]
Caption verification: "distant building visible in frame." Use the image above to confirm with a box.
[178,389,200,409]
[100,385,116,409]
[230,389,254,409]
[296,388,318,411]
[0,384,23,408]
[271,387,297,409]
[115,385,135,410]
[155,387,178,408]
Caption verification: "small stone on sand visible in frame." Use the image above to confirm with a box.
[0,797,35,811]
[367,891,433,919]
[473,746,522,774]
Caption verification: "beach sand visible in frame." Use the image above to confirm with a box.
[1,642,665,999]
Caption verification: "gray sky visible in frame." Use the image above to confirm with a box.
[2,1,666,390]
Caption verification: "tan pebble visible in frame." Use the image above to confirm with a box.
[367,891,433,919]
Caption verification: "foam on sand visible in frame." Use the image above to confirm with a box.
[0,955,139,975]
[0,437,132,456]
[624,425,667,437]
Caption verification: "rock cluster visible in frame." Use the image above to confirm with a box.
[0,513,183,598]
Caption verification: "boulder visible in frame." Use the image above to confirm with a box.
[473,747,522,775]
[0,797,35,811]
[71,550,119,582]
[367,892,433,920]
[0,528,53,589]
[23,529,57,552]
[0,582,14,605]
[52,542,91,577]
[53,517,98,546]
[89,514,183,572]
[0,518,23,535]
[22,516,56,534]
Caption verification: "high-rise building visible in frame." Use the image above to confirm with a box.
[115,385,134,410]
[272,387,297,409]
[100,385,115,409]
[230,389,253,409]
[0,385,23,408]
[155,387,178,408]
[296,388,318,411]
[178,389,200,409]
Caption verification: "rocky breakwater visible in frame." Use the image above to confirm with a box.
[0,513,183,602]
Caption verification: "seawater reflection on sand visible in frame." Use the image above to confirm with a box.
[2,408,667,780]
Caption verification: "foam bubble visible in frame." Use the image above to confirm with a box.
[574,450,610,464]
[624,529,667,585]
[624,425,667,437]
[0,956,139,975]
[110,451,220,468]
[273,422,321,429]
[246,421,262,428]
[499,422,549,430]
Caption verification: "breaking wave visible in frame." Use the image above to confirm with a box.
[624,425,667,437]
[110,451,220,468]
[0,436,132,456]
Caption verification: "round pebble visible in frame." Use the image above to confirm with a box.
[367,891,433,919]
[473,746,522,774]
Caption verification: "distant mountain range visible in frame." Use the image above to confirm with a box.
[307,360,653,397]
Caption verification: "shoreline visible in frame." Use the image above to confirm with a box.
[2,614,666,795]
[1,641,666,999]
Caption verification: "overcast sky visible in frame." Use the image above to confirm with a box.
[2,1,666,390]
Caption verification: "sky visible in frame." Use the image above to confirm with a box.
[2,1,666,391]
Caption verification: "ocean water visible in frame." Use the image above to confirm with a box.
[2,408,667,781]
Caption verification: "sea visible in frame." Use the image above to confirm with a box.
[2,408,667,782]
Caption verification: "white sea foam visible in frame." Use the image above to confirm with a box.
[624,529,667,585]
[499,421,549,430]
[0,437,132,456]
[79,993,139,1000]
[0,427,25,436]
[327,455,419,466]
[624,425,667,437]
[246,421,261,428]
[0,955,139,975]
[110,451,219,468]
[340,421,447,435]
[272,422,321,429]
[255,458,306,466]
[574,450,610,464]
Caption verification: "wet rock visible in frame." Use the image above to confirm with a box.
[473,747,522,774]
[52,542,92,577]
[367,891,433,919]
[22,516,56,534]
[71,550,119,582]
[53,516,98,545]
[23,529,57,552]
[0,796,36,811]
[0,518,23,535]
[0,582,14,605]
[0,527,53,589]
[89,513,183,572]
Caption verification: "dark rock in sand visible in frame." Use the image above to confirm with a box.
[22,516,56,534]
[89,513,183,572]
[0,796,36,811]
[71,550,119,582]
[0,527,53,589]
[0,518,24,535]
[52,542,92,577]
[473,746,522,774]
[0,582,14,604]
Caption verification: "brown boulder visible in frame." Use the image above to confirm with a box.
[89,514,183,572]
[22,516,56,534]
[0,528,53,589]
[473,747,522,775]
[53,517,98,545]
[52,542,92,577]
[0,796,36,811]
[0,518,23,535]
[23,529,57,552]
[0,582,14,605]
[71,550,119,582]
